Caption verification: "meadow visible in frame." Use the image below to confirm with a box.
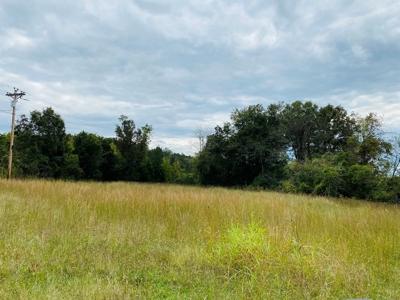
[0,179,399,299]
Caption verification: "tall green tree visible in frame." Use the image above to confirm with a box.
[281,101,318,161]
[282,111,395,202]
[114,115,152,181]
[282,101,356,161]
[196,123,235,186]
[347,113,391,166]
[231,103,287,187]
[63,134,83,180]
[73,131,103,180]
[99,137,118,181]
[147,146,165,182]
[197,103,286,187]
[313,104,356,156]
[14,107,67,178]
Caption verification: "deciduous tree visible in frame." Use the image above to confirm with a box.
[14,107,67,178]
[114,115,152,181]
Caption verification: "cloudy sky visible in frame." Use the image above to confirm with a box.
[0,0,399,154]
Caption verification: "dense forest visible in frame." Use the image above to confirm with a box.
[1,101,400,203]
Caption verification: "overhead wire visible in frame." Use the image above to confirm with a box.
[0,81,47,103]
[0,81,120,136]
[0,110,12,115]
[0,82,39,114]
[0,82,14,89]
[0,81,13,86]
[0,81,44,104]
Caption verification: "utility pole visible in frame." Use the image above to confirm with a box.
[6,88,25,179]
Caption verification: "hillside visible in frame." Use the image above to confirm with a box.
[0,180,399,299]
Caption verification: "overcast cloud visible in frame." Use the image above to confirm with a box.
[1,0,399,154]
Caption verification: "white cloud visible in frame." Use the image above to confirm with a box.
[150,137,195,154]
[316,90,400,132]
[234,27,278,51]
[0,29,33,50]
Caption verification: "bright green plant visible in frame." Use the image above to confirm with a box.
[211,221,269,277]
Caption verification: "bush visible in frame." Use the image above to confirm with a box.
[282,155,345,197]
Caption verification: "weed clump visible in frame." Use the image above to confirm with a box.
[209,221,363,298]
[211,222,269,276]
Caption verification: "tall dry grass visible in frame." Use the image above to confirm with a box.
[0,179,399,299]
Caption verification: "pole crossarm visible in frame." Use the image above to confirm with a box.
[6,87,26,100]
[6,92,26,98]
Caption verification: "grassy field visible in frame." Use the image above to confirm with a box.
[0,179,399,299]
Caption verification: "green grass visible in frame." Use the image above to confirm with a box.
[0,179,399,299]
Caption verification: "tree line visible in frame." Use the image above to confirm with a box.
[198,101,400,202]
[0,108,195,184]
[1,101,400,203]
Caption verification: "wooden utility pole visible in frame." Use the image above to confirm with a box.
[6,88,25,179]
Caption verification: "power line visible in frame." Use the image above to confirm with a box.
[0,81,45,104]
[13,100,36,112]
[0,81,14,88]
[1,81,121,136]
[24,92,47,103]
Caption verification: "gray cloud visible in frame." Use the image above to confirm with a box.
[1,0,400,154]
[133,0,171,15]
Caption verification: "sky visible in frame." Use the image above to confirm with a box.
[0,0,399,155]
